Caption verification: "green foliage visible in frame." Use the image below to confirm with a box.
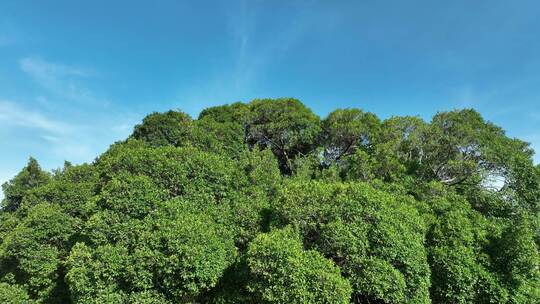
[98,174,168,219]
[0,282,31,304]
[97,142,240,201]
[274,181,431,303]
[131,109,247,157]
[131,110,193,147]
[494,217,540,303]
[22,163,98,218]
[136,199,236,301]
[1,158,51,212]
[321,108,380,164]
[1,99,538,303]
[420,109,531,189]
[373,116,426,180]
[0,202,76,302]
[65,242,129,303]
[503,154,540,214]
[246,98,321,173]
[198,102,251,124]
[246,227,352,303]
[192,118,246,157]
[66,199,236,303]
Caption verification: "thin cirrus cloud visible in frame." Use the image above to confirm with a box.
[174,3,323,115]
[14,57,136,148]
[0,100,75,200]
[0,98,129,187]
[2,57,139,176]
[20,57,93,78]
[0,100,73,134]
[19,57,106,106]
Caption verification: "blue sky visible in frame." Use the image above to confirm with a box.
[1,0,539,192]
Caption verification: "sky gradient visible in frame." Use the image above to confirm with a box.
[1,0,539,193]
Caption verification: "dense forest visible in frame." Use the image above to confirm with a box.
[1,98,538,303]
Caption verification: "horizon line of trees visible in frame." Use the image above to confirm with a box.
[1,98,539,303]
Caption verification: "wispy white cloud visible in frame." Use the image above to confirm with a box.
[0,100,101,169]
[40,134,60,142]
[174,1,325,115]
[20,57,93,78]
[0,99,135,173]
[0,56,140,190]
[226,1,316,92]
[0,100,73,134]
[19,57,107,106]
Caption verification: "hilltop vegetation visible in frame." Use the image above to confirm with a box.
[1,98,539,303]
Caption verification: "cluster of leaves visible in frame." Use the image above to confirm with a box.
[1,98,538,303]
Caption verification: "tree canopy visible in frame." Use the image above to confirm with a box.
[1,98,538,303]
